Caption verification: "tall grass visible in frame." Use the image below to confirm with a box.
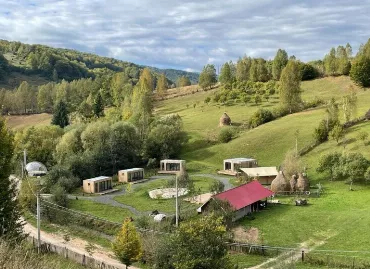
[0,240,85,269]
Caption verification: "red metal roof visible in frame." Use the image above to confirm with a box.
[214,181,274,210]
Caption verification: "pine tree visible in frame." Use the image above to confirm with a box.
[156,73,168,98]
[93,93,104,118]
[272,49,288,80]
[279,60,302,113]
[112,218,142,269]
[51,101,69,128]
[0,117,24,241]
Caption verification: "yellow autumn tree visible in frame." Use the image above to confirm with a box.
[156,73,168,98]
[112,218,143,269]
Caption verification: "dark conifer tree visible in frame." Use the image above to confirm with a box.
[93,93,104,118]
[51,101,69,128]
[0,117,24,241]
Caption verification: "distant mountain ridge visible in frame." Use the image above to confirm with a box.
[0,39,199,88]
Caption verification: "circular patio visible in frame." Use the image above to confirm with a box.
[149,188,188,199]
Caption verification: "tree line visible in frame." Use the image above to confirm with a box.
[198,38,370,91]
[0,40,198,85]
[0,67,175,116]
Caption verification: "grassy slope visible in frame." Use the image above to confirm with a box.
[4,113,52,129]
[155,76,370,260]
[156,76,370,172]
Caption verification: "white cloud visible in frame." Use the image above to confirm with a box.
[0,0,370,71]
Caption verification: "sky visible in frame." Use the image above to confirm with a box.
[1,0,370,72]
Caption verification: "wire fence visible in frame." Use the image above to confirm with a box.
[37,199,370,269]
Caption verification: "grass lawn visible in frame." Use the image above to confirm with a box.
[237,182,370,260]
[229,253,270,268]
[68,199,134,223]
[114,176,217,213]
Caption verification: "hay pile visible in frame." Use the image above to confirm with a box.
[290,174,297,192]
[271,171,290,193]
[296,173,310,191]
[219,112,231,126]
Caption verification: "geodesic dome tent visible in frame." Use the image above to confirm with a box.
[25,161,48,177]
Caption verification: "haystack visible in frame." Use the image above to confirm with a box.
[270,171,290,193]
[219,112,231,127]
[290,174,297,192]
[296,173,310,191]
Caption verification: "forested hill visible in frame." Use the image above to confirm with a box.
[0,39,199,88]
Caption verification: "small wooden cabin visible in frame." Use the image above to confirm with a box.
[118,168,144,183]
[159,159,186,174]
[83,176,112,194]
[218,158,258,176]
[240,167,278,185]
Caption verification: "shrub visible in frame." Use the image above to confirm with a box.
[51,185,68,207]
[248,108,274,128]
[313,120,330,143]
[218,127,234,143]
[272,106,289,118]
[58,176,80,193]
[357,131,369,145]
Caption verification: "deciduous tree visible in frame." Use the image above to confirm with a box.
[156,73,168,98]
[170,214,232,269]
[199,64,217,90]
[329,124,345,144]
[272,49,288,80]
[279,60,302,113]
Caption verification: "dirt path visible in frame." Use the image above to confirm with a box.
[68,173,233,216]
[247,236,332,269]
[24,222,140,269]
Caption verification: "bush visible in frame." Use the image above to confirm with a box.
[313,120,330,143]
[248,108,274,128]
[58,176,80,193]
[218,128,234,143]
[272,106,289,118]
[51,185,68,207]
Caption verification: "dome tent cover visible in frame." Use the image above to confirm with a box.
[25,161,48,176]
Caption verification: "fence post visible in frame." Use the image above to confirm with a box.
[352,257,355,269]
[301,250,304,262]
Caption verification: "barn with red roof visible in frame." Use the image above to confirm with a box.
[198,181,274,220]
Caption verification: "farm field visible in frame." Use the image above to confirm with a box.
[4,113,52,129]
